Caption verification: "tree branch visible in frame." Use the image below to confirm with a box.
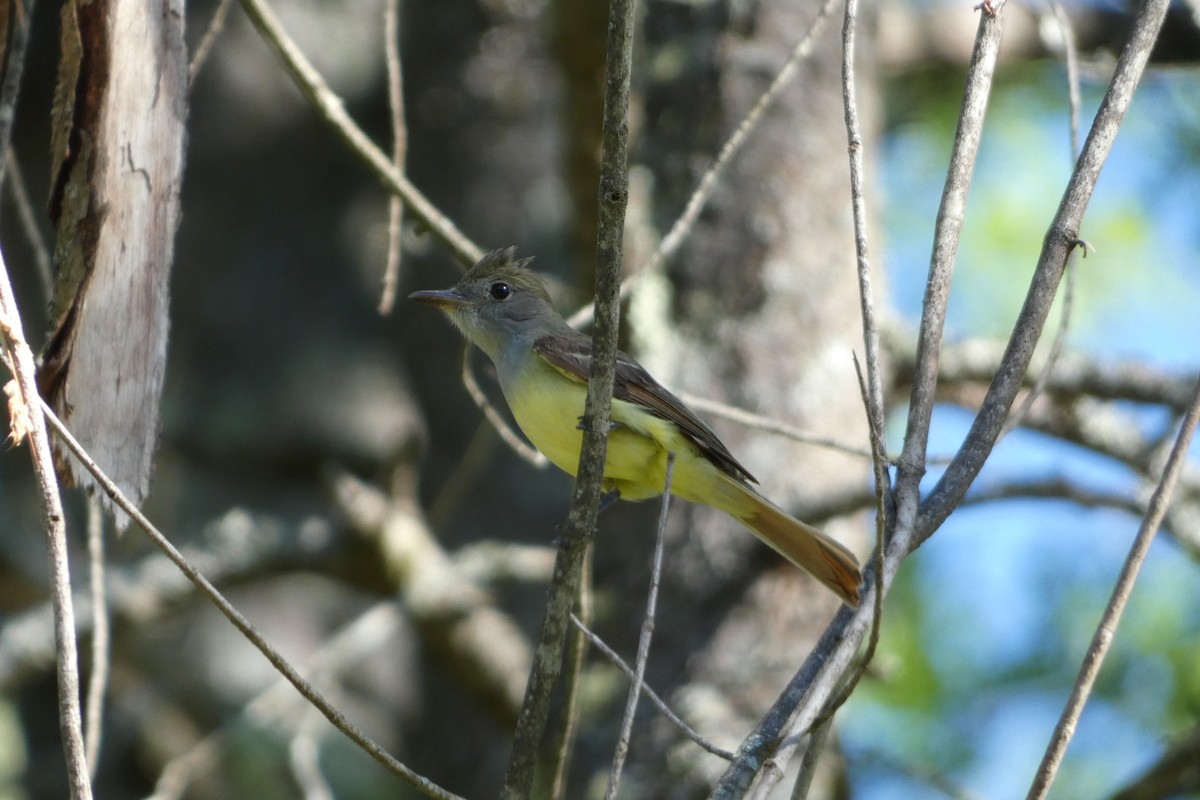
[500,0,636,795]
[0,249,92,795]
[236,0,481,266]
[915,0,1172,539]
[1027,373,1200,798]
[713,6,1010,796]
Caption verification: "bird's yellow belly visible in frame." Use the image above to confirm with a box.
[503,361,682,500]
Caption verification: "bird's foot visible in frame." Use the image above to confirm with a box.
[576,415,621,433]
[598,488,621,513]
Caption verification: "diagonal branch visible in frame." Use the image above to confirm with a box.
[237,0,481,266]
[914,0,1173,542]
[1027,373,1200,798]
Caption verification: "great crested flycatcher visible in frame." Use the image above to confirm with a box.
[410,247,862,607]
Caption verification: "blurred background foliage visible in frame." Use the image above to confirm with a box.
[0,0,1197,798]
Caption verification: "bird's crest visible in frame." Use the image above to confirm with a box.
[464,247,553,304]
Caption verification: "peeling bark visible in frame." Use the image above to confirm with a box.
[42,0,187,525]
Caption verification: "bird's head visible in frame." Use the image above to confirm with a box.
[409,247,559,359]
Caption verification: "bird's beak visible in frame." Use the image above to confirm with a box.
[408,288,470,311]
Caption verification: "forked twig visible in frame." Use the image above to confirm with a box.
[714,6,1010,795]
[914,0,1171,540]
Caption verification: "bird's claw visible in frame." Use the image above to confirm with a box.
[598,489,621,513]
[576,416,621,433]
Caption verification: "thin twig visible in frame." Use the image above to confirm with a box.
[842,0,886,453]
[1054,1,1084,160]
[289,718,334,800]
[84,496,109,776]
[39,402,464,800]
[1027,373,1200,798]
[605,452,673,800]
[896,3,1008,523]
[823,357,889,709]
[0,251,93,797]
[461,347,548,468]
[377,0,407,314]
[677,391,873,460]
[571,615,734,761]
[565,0,839,330]
[237,0,481,266]
[0,0,36,196]
[500,0,636,794]
[788,716,831,800]
[5,151,53,303]
[188,0,234,85]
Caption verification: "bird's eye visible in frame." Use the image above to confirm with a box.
[490,282,512,300]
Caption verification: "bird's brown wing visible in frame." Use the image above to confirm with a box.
[532,332,757,484]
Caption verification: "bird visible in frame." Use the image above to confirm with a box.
[410,247,862,607]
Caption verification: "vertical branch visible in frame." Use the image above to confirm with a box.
[894,6,1007,537]
[377,0,407,314]
[0,0,36,196]
[841,0,885,446]
[546,554,592,800]
[500,0,637,796]
[84,496,110,775]
[604,453,673,800]
[0,251,93,798]
[1027,374,1200,799]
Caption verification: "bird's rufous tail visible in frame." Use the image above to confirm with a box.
[725,479,862,607]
